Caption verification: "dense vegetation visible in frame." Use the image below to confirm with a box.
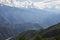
[17,34,60,40]
[16,23,60,40]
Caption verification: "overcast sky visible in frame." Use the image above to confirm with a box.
[16,0,55,2]
[0,0,60,12]
[16,0,43,2]
[16,0,60,11]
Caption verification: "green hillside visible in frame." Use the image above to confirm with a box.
[14,23,60,40]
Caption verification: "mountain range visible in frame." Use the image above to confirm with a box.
[14,23,60,40]
[0,4,60,26]
[0,4,60,40]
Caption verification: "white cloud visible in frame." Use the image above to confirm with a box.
[33,0,60,10]
[0,0,60,11]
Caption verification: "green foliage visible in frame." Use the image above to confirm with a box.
[33,34,48,40]
[33,35,42,40]
[54,35,60,40]
[17,34,60,40]
[17,36,27,40]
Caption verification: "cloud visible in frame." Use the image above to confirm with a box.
[14,0,60,11]
[0,0,60,11]
[33,0,60,10]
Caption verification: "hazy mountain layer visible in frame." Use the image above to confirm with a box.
[0,4,60,40]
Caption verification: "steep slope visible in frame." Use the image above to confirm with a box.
[42,23,60,38]
[15,23,60,40]
[17,30,38,40]
[11,30,38,40]
[0,4,60,40]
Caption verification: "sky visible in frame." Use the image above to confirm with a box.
[0,0,60,13]
[17,0,43,2]
[0,0,60,11]
[16,0,60,10]
[14,0,60,12]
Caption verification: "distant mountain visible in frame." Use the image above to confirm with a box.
[0,23,42,40]
[0,4,60,40]
[0,4,60,27]
[14,23,60,40]
[0,5,43,39]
